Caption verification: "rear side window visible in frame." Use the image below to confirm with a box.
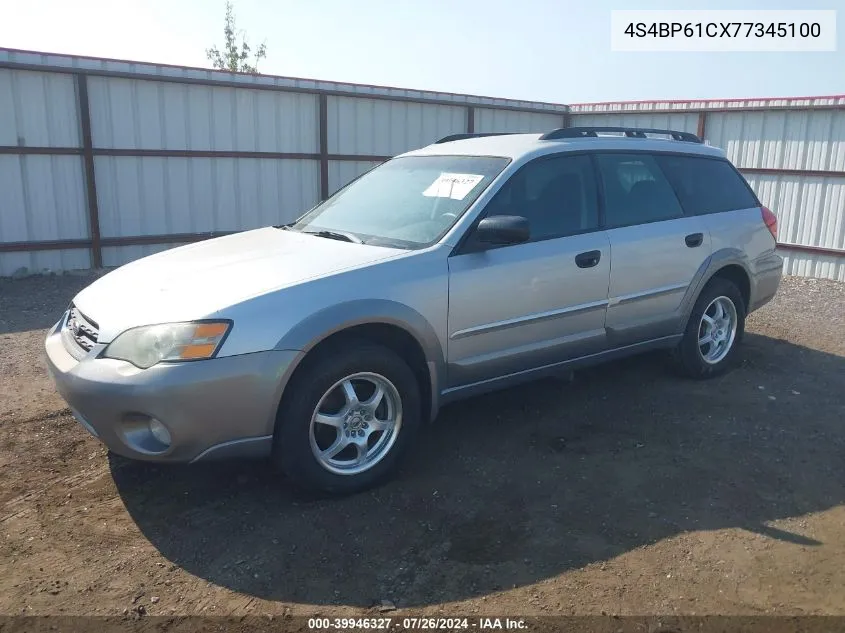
[594,154,684,228]
[656,155,758,215]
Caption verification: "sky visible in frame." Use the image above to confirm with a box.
[2,0,844,104]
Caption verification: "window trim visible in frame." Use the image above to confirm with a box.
[451,151,603,256]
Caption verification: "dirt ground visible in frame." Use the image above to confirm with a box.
[0,272,844,622]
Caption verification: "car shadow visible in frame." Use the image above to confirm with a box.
[110,333,844,608]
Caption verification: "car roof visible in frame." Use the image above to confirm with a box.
[400,132,727,162]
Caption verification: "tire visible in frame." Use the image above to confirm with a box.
[273,340,421,494]
[672,277,746,379]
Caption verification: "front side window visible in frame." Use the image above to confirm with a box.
[482,154,599,242]
[291,155,510,248]
[595,154,684,228]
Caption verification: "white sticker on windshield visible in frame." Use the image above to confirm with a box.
[423,173,485,200]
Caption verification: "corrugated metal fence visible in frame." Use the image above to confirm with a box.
[0,48,566,275]
[1,48,844,281]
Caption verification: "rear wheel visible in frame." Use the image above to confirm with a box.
[673,278,746,379]
[273,341,421,494]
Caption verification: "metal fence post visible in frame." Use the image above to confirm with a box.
[319,94,329,200]
[75,73,103,268]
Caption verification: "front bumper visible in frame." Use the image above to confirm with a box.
[44,320,302,463]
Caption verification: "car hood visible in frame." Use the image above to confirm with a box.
[72,227,402,342]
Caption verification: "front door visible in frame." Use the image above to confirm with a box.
[446,153,611,389]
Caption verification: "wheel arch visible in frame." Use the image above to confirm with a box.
[708,264,751,312]
[681,250,752,329]
[273,300,444,427]
[673,257,749,379]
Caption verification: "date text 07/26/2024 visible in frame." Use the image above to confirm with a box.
[307,617,528,630]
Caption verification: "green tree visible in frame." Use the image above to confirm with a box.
[206,1,267,74]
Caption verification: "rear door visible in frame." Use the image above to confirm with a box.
[596,153,712,348]
[654,153,768,261]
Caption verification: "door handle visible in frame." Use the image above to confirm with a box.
[575,250,601,269]
[685,233,704,247]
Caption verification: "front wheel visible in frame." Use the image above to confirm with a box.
[673,278,746,379]
[273,341,421,494]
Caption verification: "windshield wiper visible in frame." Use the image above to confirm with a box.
[303,229,363,244]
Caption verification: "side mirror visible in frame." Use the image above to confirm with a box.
[475,215,530,246]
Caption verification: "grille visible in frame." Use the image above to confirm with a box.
[64,306,99,353]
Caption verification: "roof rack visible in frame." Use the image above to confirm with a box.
[434,132,518,144]
[540,126,702,143]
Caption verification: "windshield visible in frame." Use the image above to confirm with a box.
[290,155,510,248]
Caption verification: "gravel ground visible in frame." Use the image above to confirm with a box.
[0,273,843,622]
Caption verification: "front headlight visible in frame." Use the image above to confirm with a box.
[102,321,232,369]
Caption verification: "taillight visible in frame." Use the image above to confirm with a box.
[761,206,778,240]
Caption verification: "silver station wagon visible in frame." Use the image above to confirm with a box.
[45,126,783,494]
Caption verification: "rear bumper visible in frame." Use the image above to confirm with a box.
[44,320,302,463]
[749,251,784,313]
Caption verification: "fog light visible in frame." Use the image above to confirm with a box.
[149,419,172,447]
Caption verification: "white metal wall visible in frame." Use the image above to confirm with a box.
[475,108,564,133]
[570,112,699,134]
[87,76,319,152]
[326,96,466,157]
[94,157,320,237]
[705,110,845,172]
[0,68,90,275]
[711,109,844,281]
[750,173,845,281]
[86,75,322,266]
[778,249,845,281]
[2,49,843,282]
[0,49,568,274]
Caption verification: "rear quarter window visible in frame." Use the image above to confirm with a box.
[656,155,759,215]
